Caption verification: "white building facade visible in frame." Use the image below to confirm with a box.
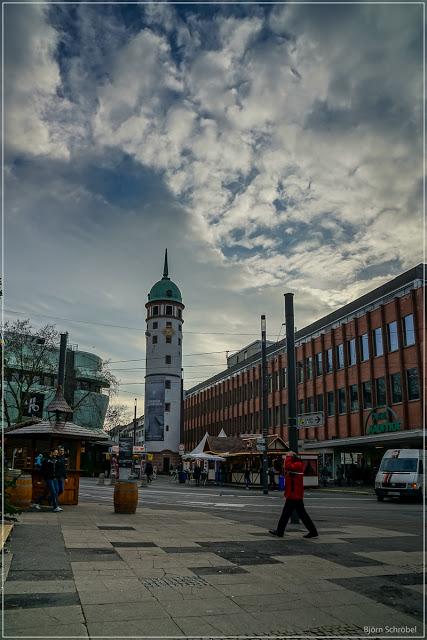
[144,250,184,473]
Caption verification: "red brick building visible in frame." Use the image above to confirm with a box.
[183,265,425,476]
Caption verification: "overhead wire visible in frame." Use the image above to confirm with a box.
[4,308,258,336]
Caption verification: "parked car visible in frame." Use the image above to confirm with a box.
[375,449,424,501]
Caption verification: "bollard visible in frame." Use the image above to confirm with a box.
[97,473,105,486]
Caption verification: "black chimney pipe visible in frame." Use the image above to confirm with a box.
[58,333,68,388]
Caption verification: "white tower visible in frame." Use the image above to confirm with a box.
[144,250,184,472]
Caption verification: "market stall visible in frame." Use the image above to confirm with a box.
[4,419,108,505]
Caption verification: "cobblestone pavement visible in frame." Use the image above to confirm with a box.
[2,501,424,639]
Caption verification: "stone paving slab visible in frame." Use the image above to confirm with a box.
[78,586,155,605]
[4,579,76,594]
[82,599,170,622]
[324,602,421,633]
[4,591,80,609]
[2,623,89,638]
[86,617,184,637]
[4,604,85,629]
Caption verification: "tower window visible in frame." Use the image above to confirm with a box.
[153,306,159,316]
[165,425,169,432]
[153,322,158,329]
[177,309,182,318]
[165,380,171,389]
[165,355,171,364]
[166,336,172,344]
[178,325,182,332]
[178,338,181,346]
[165,403,171,412]
[166,305,173,316]
[166,321,172,327]
[152,335,158,344]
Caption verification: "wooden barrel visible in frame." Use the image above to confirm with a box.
[7,475,33,509]
[113,480,138,514]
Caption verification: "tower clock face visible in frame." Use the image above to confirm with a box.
[163,326,175,338]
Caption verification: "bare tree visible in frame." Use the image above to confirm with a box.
[2,319,59,425]
[103,403,132,432]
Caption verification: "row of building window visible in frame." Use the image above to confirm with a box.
[152,335,182,345]
[186,368,420,422]
[298,368,419,417]
[150,305,182,318]
[152,321,182,332]
[297,314,416,381]
[4,371,103,394]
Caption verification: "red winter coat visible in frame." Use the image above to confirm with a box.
[284,456,304,500]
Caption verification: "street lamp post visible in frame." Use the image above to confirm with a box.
[133,398,137,445]
[261,315,269,495]
[284,293,299,523]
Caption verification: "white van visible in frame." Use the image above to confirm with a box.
[375,449,424,501]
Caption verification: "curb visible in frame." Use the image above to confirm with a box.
[315,488,374,495]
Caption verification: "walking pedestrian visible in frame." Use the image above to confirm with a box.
[336,464,344,487]
[193,465,201,486]
[244,466,251,489]
[268,465,276,490]
[33,449,62,512]
[269,451,318,539]
[55,445,67,499]
[145,460,153,483]
[320,464,329,488]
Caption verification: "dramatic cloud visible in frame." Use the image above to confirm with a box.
[4,3,423,411]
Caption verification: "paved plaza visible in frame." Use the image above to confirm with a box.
[2,481,424,639]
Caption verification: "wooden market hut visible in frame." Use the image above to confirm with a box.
[4,418,108,505]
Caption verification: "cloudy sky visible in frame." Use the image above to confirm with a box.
[4,2,423,417]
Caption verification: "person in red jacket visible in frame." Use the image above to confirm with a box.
[269,451,318,538]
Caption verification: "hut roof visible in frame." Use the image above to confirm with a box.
[46,386,73,413]
[5,420,108,441]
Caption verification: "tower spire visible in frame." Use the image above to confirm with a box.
[163,248,169,279]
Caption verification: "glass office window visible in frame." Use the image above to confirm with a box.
[315,352,323,376]
[407,368,420,400]
[316,394,324,412]
[387,321,399,352]
[298,399,305,415]
[360,333,369,361]
[297,362,304,384]
[280,404,288,424]
[362,381,372,409]
[391,372,402,403]
[375,377,386,406]
[326,348,333,373]
[402,314,415,347]
[306,397,314,413]
[349,384,359,412]
[373,327,384,356]
[327,391,335,416]
[280,367,287,389]
[306,357,313,380]
[336,344,344,369]
[338,388,346,414]
[348,338,356,366]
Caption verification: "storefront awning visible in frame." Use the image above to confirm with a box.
[302,429,425,450]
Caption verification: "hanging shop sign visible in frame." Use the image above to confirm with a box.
[365,407,402,436]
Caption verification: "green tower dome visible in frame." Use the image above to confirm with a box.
[148,249,182,303]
